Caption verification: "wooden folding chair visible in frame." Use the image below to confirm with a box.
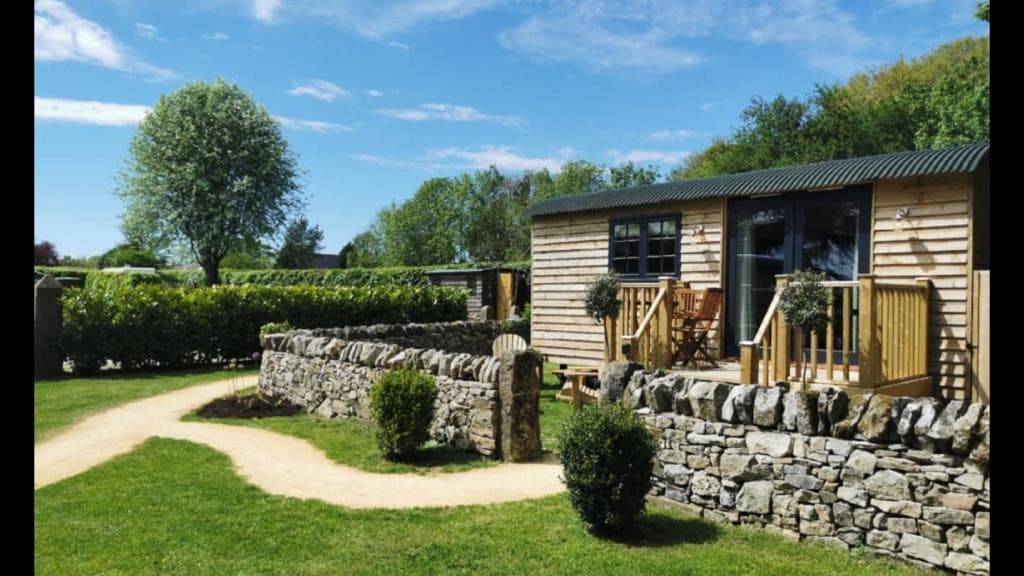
[673,288,723,369]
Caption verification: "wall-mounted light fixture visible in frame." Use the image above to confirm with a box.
[895,207,910,221]
[692,224,705,235]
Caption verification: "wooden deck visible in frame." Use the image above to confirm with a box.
[671,360,931,397]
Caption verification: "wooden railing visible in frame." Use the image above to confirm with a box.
[740,274,931,391]
[604,277,699,368]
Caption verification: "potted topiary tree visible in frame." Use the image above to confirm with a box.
[777,269,831,386]
[583,273,622,364]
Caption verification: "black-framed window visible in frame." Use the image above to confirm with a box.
[609,215,680,280]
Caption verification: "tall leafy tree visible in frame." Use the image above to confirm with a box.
[275,217,325,268]
[337,242,355,269]
[532,160,608,202]
[116,78,302,285]
[347,224,385,268]
[34,241,59,266]
[609,162,660,188]
[379,177,466,266]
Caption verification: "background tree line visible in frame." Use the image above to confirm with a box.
[340,160,660,267]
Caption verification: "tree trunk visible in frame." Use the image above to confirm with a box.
[203,261,220,286]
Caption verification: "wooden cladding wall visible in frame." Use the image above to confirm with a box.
[871,173,975,400]
[531,199,725,367]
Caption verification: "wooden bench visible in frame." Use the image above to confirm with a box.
[552,367,600,410]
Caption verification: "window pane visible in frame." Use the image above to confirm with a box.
[613,241,626,258]
[614,224,627,240]
[648,221,661,238]
[612,259,627,274]
[648,237,661,258]
[627,240,639,258]
[628,223,640,238]
[627,259,639,275]
[662,238,674,257]
[662,219,676,237]
[647,256,661,275]
[662,256,675,274]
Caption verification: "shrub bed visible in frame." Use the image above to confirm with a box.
[59,284,468,374]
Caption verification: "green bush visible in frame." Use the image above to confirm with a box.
[36,261,532,289]
[97,244,164,269]
[369,369,439,460]
[557,404,657,533]
[59,284,468,374]
[260,321,292,335]
[499,317,530,343]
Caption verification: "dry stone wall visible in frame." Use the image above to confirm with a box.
[604,365,990,575]
[282,320,503,357]
[259,329,541,461]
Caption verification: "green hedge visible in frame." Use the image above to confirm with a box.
[37,261,530,289]
[60,284,468,374]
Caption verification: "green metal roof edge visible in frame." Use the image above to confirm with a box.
[527,142,989,218]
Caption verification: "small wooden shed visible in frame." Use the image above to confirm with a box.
[527,143,990,401]
[427,268,529,321]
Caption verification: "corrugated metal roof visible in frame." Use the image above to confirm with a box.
[527,142,989,217]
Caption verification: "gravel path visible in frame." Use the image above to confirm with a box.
[34,376,565,508]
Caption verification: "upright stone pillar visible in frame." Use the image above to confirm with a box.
[35,275,64,379]
[498,349,542,462]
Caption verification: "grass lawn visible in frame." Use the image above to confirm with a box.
[34,366,257,442]
[180,361,574,474]
[34,438,930,576]
[540,362,573,452]
[186,402,497,474]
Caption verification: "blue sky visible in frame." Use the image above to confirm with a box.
[35,0,988,258]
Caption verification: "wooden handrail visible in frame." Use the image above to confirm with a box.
[622,286,667,343]
[747,290,782,346]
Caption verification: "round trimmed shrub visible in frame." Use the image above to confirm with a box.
[369,368,439,460]
[557,403,657,533]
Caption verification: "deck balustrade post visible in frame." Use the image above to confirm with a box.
[916,278,930,378]
[858,274,878,387]
[658,276,676,368]
[739,342,757,384]
[773,275,791,382]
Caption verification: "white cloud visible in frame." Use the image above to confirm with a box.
[388,41,410,50]
[35,96,350,134]
[35,0,177,80]
[35,96,149,126]
[375,103,521,126]
[366,89,384,97]
[428,146,562,172]
[608,149,692,166]
[252,0,282,23]
[351,153,442,171]
[354,145,571,173]
[699,101,717,111]
[287,79,351,101]
[203,31,231,41]
[135,23,158,39]
[647,129,699,141]
[276,116,354,133]
[498,0,871,76]
[293,1,500,40]
[884,0,934,7]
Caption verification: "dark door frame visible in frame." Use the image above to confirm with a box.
[724,186,873,359]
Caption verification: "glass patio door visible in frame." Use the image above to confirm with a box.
[725,187,871,358]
